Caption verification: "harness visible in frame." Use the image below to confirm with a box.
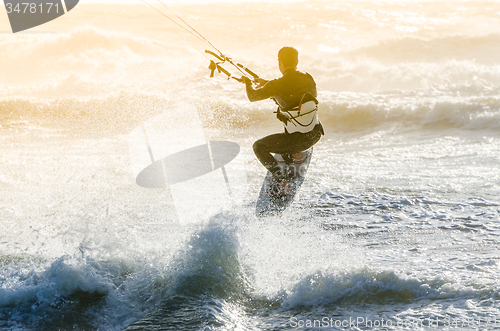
[277,92,320,134]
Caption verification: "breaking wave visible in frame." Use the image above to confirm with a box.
[2,217,496,330]
[2,24,500,133]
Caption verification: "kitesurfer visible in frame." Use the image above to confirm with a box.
[240,46,324,180]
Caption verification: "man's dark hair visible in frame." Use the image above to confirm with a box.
[278,46,298,68]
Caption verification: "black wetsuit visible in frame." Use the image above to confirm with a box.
[244,68,324,178]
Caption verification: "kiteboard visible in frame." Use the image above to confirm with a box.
[255,148,313,217]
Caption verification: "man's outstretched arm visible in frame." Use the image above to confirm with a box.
[241,76,273,102]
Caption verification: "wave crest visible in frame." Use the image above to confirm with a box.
[319,94,500,131]
[281,268,478,309]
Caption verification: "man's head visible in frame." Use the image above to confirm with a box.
[278,46,298,73]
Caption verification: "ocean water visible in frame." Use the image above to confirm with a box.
[1,1,500,330]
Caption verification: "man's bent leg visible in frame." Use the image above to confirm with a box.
[253,133,292,178]
[253,126,322,178]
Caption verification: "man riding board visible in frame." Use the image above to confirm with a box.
[240,46,324,181]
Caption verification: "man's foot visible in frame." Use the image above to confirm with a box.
[291,152,307,164]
